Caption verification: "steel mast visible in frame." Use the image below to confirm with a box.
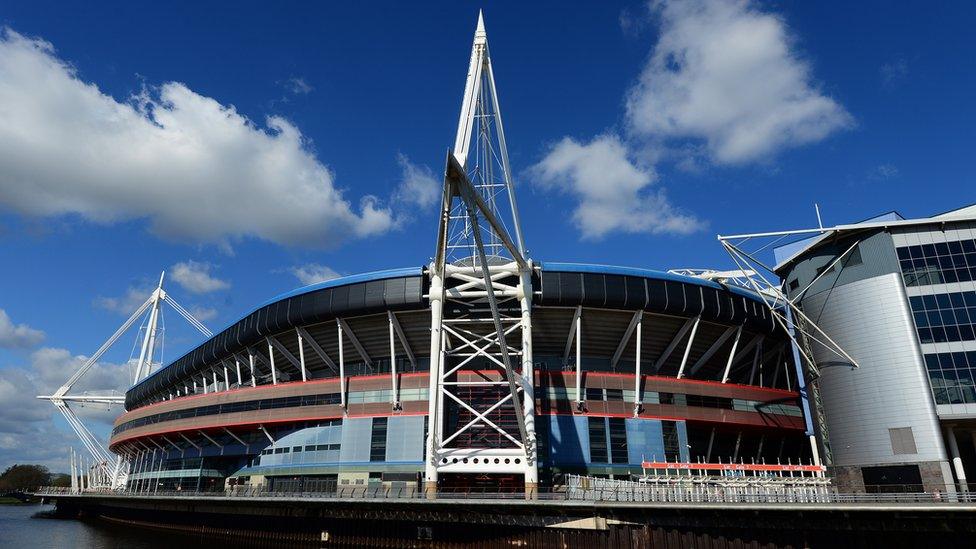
[425,11,538,494]
[37,272,213,489]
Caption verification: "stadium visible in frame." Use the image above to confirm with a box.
[68,14,815,495]
[109,262,809,493]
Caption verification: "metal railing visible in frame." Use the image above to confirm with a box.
[34,482,976,505]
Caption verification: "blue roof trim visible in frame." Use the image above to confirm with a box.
[539,262,764,302]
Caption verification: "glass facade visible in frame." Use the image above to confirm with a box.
[897,239,976,286]
[538,385,803,417]
[924,351,976,405]
[908,292,976,344]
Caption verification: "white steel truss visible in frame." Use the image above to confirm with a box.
[709,227,865,467]
[37,271,212,489]
[426,12,537,491]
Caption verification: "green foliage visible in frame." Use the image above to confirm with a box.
[0,464,53,491]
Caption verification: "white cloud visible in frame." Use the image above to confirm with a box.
[0,347,128,470]
[290,263,341,286]
[530,135,702,239]
[625,0,852,164]
[0,308,45,349]
[94,286,153,315]
[188,306,218,322]
[869,163,899,181]
[393,154,440,209]
[880,59,909,88]
[170,260,230,294]
[284,76,313,95]
[0,28,393,248]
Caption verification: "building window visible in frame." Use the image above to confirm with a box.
[788,279,800,291]
[662,421,681,462]
[608,418,629,464]
[924,351,976,405]
[370,417,387,462]
[588,417,608,463]
[815,263,835,277]
[897,239,976,287]
[908,291,976,344]
[843,246,863,267]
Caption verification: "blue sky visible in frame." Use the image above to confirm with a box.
[0,0,973,470]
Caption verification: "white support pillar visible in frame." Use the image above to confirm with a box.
[202,375,208,394]
[296,329,308,382]
[223,365,230,391]
[424,270,444,492]
[518,266,538,490]
[235,359,242,387]
[212,369,219,393]
[267,340,278,385]
[248,352,256,387]
[337,320,346,408]
[945,425,969,492]
[389,313,400,410]
[676,316,701,379]
[575,310,583,411]
[721,326,743,383]
[633,312,643,417]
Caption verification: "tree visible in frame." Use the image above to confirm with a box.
[0,464,52,491]
[50,473,71,488]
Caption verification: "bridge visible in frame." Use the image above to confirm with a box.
[34,486,976,547]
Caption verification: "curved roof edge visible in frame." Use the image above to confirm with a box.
[539,262,765,303]
[131,267,424,393]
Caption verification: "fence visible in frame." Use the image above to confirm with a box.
[34,481,976,505]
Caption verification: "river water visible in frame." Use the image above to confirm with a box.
[0,503,230,548]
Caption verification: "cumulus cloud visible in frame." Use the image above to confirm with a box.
[393,154,440,209]
[880,59,909,88]
[188,306,218,322]
[283,76,313,95]
[0,347,128,470]
[170,260,230,294]
[290,263,341,286]
[530,135,702,239]
[625,0,852,164]
[868,163,899,181]
[0,308,45,349]
[94,286,153,315]
[0,28,393,248]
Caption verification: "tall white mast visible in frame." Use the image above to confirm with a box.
[426,11,537,494]
[38,272,214,489]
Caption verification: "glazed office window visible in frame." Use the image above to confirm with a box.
[662,421,681,462]
[924,351,976,405]
[908,291,976,344]
[538,385,801,417]
[608,418,629,464]
[111,392,342,435]
[588,417,609,463]
[897,239,976,286]
[370,417,388,462]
